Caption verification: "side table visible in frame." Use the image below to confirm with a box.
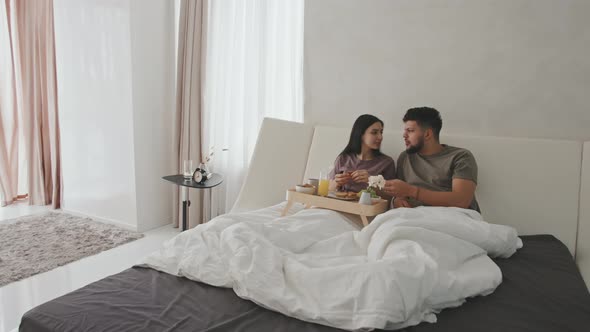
[163,173,224,231]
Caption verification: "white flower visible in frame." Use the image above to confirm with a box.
[368,175,385,190]
[203,146,215,163]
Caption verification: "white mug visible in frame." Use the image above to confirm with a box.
[359,192,372,205]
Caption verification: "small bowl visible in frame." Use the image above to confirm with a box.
[295,184,316,195]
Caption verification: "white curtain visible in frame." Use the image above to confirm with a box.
[203,0,304,214]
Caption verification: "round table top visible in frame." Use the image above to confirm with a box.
[162,173,223,189]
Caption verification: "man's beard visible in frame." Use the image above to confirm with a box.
[406,137,424,154]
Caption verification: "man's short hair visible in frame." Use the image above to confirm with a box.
[403,107,443,141]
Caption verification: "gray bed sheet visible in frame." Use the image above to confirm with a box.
[20,235,590,332]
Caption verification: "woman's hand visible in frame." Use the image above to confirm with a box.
[334,172,352,185]
[350,170,369,183]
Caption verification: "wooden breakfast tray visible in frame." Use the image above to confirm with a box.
[281,189,389,226]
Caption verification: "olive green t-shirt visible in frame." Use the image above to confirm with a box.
[396,145,480,212]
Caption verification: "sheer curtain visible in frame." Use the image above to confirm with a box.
[203,0,304,214]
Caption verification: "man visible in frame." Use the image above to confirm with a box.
[382,107,480,212]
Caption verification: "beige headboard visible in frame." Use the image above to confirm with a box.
[235,120,583,257]
[576,142,590,289]
[304,126,583,255]
[443,135,582,256]
[232,118,314,213]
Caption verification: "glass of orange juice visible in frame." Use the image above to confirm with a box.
[318,170,330,197]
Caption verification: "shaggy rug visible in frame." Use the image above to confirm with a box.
[0,212,144,287]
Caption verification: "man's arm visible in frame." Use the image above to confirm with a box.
[414,178,476,208]
[383,178,476,209]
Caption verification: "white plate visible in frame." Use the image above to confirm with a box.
[327,192,358,201]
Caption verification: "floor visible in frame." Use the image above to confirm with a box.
[0,202,180,332]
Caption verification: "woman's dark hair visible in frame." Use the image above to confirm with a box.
[339,114,384,157]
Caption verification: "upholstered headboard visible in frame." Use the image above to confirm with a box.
[576,142,590,289]
[234,118,583,258]
[442,134,582,255]
[303,126,583,255]
[232,118,314,213]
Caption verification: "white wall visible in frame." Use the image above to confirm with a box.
[54,0,138,228]
[54,0,174,231]
[129,0,175,231]
[305,0,590,140]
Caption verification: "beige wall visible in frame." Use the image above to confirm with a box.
[304,0,590,140]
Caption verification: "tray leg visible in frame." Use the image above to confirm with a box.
[281,200,294,217]
[361,215,369,227]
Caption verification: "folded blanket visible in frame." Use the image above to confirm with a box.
[140,204,521,330]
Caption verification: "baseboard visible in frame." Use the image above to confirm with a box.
[137,219,175,233]
[59,209,139,232]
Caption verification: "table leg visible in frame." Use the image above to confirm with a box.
[361,215,369,227]
[182,201,188,231]
[207,187,213,223]
[182,186,190,231]
[281,200,294,217]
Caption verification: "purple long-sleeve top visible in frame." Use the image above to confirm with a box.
[328,153,396,192]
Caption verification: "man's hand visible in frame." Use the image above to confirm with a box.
[386,178,476,209]
[393,198,411,208]
[350,170,369,183]
[383,179,418,198]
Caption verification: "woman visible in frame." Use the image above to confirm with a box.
[329,114,396,193]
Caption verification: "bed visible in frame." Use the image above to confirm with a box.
[18,234,590,332]
[20,118,590,331]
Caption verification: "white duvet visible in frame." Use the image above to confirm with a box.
[140,204,522,330]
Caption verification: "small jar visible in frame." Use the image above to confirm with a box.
[359,192,372,205]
